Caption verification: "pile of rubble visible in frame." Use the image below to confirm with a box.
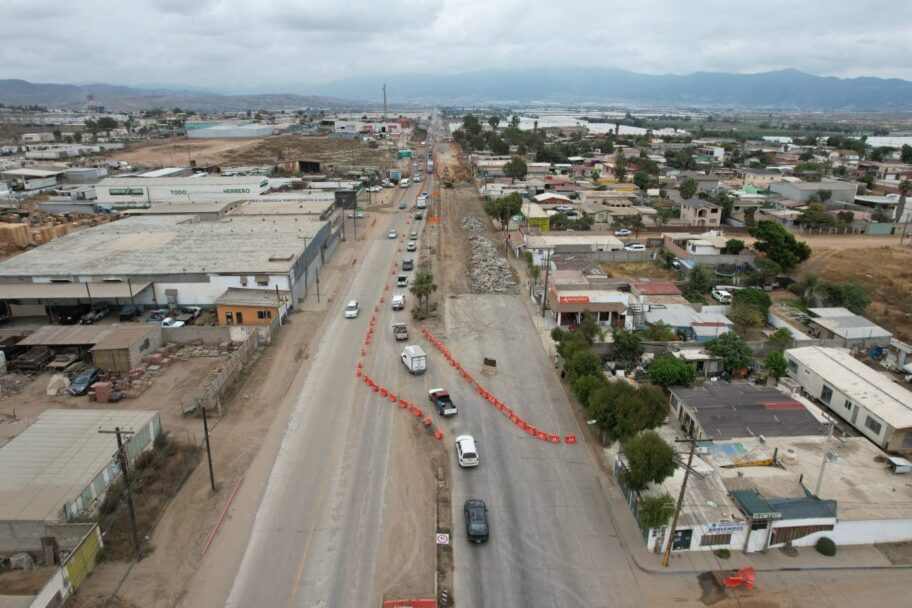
[467,235,517,293]
[460,216,483,232]
[174,339,236,360]
[0,373,28,399]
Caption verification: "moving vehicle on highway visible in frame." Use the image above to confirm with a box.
[455,434,479,467]
[399,201,407,209]
[396,275,408,287]
[406,241,417,251]
[413,175,420,182]
[400,344,427,374]
[416,196,427,209]
[464,499,489,543]
[392,322,408,341]
[388,229,398,239]
[399,178,410,188]
[344,300,360,318]
[428,388,458,416]
[409,229,418,238]
[402,259,414,271]
[68,367,101,396]
[391,294,406,310]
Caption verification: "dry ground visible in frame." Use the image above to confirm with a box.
[601,261,678,280]
[799,244,912,341]
[106,134,398,170]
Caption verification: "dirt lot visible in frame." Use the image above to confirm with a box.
[799,244,912,341]
[601,261,678,280]
[0,356,230,445]
[106,134,397,170]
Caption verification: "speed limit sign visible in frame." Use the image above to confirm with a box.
[436,533,450,545]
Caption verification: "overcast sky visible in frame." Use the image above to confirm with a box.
[2,0,911,91]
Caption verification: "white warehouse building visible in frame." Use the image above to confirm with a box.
[95,176,270,207]
[785,346,912,453]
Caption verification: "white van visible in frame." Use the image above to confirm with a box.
[455,435,479,467]
[416,197,427,209]
[399,178,410,188]
[344,300,360,318]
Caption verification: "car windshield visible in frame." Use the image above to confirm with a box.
[463,451,477,460]
[467,508,486,530]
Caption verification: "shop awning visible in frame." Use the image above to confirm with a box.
[0,282,150,300]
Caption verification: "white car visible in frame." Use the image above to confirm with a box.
[614,228,632,237]
[368,186,382,192]
[344,300,360,318]
[554,205,574,213]
[388,229,398,239]
[455,435,479,468]
[406,241,417,251]
[348,211,365,219]
[413,176,420,182]
[161,317,185,328]
[391,294,406,310]
[624,242,646,251]
[711,289,733,304]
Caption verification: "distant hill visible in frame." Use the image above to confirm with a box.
[0,79,369,112]
[309,67,912,111]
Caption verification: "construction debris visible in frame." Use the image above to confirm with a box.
[467,235,517,293]
[459,216,483,232]
[0,373,30,399]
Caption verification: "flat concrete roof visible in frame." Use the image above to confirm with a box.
[123,201,238,215]
[99,176,266,187]
[216,287,289,307]
[526,234,624,248]
[227,201,334,217]
[810,314,892,340]
[670,383,826,440]
[0,409,159,522]
[0,216,326,278]
[787,346,912,428]
[774,180,857,191]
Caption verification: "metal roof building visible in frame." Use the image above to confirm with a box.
[0,409,160,522]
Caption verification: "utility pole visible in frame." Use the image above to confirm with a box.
[540,248,551,317]
[814,419,835,497]
[99,427,140,558]
[315,267,321,303]
[662,436,700,568]
[202,407,216,492]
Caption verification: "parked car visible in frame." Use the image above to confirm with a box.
[180,306,202,320]
[624,242,646,251]
[455,434,479,467]
[79,304,111,324]
[161,317,185,328]
[388,229,398,239]
[118,305,139,321]
[555,205,574,213]
[711,289,733,304]
[348,211,365,219]
[402,259,414,271]
[145,309,169,323]
[406,241,417,251]
[344,300,360,319]
[614,228,632,237]
[464,499,489,543]
[57,306,87,325]
[68,367,101,396]
[368,185,382,192]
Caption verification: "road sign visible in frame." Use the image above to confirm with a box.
[436,533,450,545]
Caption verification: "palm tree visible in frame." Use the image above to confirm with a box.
[409,271,437,314]
[802,272,823,307]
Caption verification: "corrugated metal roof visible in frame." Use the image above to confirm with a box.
[767,496,837,520]
[0,409,159,521]
[730,490,780,519]
[0,281,150,300]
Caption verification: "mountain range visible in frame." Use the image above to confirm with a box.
[2,68,912,111]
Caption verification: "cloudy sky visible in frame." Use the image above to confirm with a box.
[1,0,910,91]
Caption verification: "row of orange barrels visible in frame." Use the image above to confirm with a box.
[356,308,444,441]
[420,324,577,445]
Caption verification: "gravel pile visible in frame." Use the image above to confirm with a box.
[468,235,517,293]
[460,216,483,231]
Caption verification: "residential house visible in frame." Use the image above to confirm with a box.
[679,198,722,226]
[769,180,858,204]
[806,307,892,349]
[738,168,780,189]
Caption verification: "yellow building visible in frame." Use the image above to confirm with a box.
[215,288,290,326]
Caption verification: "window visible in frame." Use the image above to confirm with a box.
[771,524,833,545]
[864,416,883,435]
[256,310,272,320]
[700,533,732,547]
[844,400,853,411]
[255,275,269,286]
[240,276,248,286]
[225,312,233,325]
[236,311,244,324]
[820,385,833,404]
[787,359,798,373]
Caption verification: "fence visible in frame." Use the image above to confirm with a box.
[592,250,652,263]
[178,327,261,415]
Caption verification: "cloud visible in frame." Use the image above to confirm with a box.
[0,0,910,91]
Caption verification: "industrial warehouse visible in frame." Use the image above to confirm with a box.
[0,212,335,314]
[94,175,270,207]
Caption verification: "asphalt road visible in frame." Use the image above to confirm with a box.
[225,172,430,606]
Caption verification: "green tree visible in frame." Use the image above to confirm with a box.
[678,177,698,200]
[613,150,628,182]
[483,192,523,228]
[729,300,765,328]
[871,208,891,223]
[565,349,603,380]
[768,327,793,351]
[797,206,836,229]
[732,288,772,316]
[95,116,118,135]
[620,431,677,493]
[706,332,754,372]
[487,115,501,133]
[84,119,99,139]
[633,170,652,192]
[643,322,676,341]
[578,311,605,345]
[503,155,528,182]
[797,272,824,307]
[462,114,482,137]
[725,239,745,254]
[409,271,437,313]
[638,493,675,530]
[901,145,912,164]
[749,221,812,272]
[571,374,607,406]
[684,264,714,301]
[587,383,667,443]
[815,189,833,203]
[821,281,869,314]
[765,351,788,380]
[488,135,510,155]
[649,354,696,387]
[748,257,781,287]
[611,329,643,366]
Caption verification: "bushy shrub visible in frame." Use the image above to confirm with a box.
[816,537,837,556]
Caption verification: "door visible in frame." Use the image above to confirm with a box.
[671,528,693,550]
[236,311,244,324]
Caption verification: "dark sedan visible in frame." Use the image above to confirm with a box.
[68,367,101,396]
[464,499,489,543]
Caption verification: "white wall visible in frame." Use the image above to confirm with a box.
[29,567,68,608]
[831,518,912,545]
